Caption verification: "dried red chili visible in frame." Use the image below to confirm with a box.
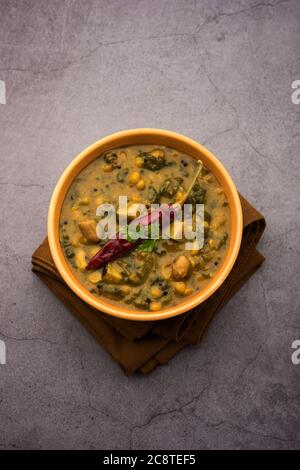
[86,204,175,270]
[86,160,202,271]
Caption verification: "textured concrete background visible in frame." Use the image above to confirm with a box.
[0,0,299,450]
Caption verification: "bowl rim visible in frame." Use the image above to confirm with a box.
[48,128,243,321]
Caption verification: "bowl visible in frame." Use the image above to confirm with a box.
[48,129,243,321]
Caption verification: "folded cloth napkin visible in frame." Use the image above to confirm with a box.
[32,194,265,375]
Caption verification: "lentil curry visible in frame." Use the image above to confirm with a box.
[60,145,230,312]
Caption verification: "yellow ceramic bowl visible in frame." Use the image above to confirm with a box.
[48,129,243,321]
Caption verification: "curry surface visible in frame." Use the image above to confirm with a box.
[60,145,231,312]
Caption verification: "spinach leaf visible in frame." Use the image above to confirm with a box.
[103,152,120,169]
[160,177,184,198]
[147,185,160,203]
[186,183,206,204]
[138,151,173,171]
[117,167,129,182]
[139,239,156,252]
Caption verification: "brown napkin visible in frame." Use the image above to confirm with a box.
[32,194,265,375]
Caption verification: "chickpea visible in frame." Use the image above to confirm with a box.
[150,149,165,158]
[128,171,140,184]
[78,219,98,242]
[70,236,81,248]
[131,193,142,203]
[184,287,193,296]
[174,282,186,295]
[135,156,143,167]
[175,191,186,203]
[104,265,123,284]
[122,286,131,295]
[136,179,145,190]
[208,239,218,250]
[88,271,102,284]
[172,255,190,280]
[150,286,163,299]
[161,263,172,280]
[150,301,162,311]
[75,249,87,271]
[79,197,90,205]
[102,163,113,172]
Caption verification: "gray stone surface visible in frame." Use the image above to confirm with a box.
[0,0,299,450]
